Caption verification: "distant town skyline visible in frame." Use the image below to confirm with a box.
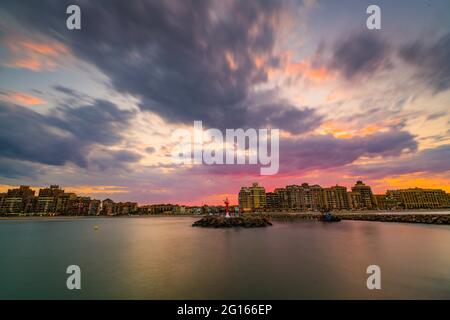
[1,1,449,205]
[1,180,449,209]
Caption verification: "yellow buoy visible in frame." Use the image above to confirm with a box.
[94,225,99,230]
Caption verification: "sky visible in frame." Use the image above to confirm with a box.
[0,0,449,205]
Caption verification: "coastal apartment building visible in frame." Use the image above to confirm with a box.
[324,185,350,210]
[265,183,350,211]
[0,193,5,211]
[238,188,252,211]
[266,192,281,210]
[310,184,326,210]
[239,180,450,212]
[0,186,35,214]
[140,203,216,215]
[35,185,101,216]
[55,192,78,214]
[149,204,175,214]
[269,183,324,211]
[65,197,101,215]
[117,202,138,215]
[374,194,401,210]
[273,187,289,210]
[36,185,65,214]
[139,204,175,215]
[0,185,102,215]
[102,199,138,215]
[348,191,362,209]
[238,182,266,212]
[285,185,303,210]
[386,188,450,209]
[350,180,376,209]
[87,199,101,215]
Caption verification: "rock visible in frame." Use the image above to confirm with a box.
[192,216,272,228]
[333,213,450,225]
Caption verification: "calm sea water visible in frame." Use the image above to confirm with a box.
[1,215,449,299]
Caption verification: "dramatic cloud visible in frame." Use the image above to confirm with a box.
[0,158,41,179]
[399,33,450,93]
[184,129,418,176]
[89,149,142,171]
[351,144,450,177]
[0,100,135,170]
[1,0,310,132]
[278,129,417,173]
[326,31,391,80]
[246,103,323,134]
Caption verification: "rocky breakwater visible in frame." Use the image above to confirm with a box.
[336,213,450,225]
[192,216,272,228]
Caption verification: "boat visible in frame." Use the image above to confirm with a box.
[320,212,341,222]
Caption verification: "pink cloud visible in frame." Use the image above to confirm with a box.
[3,34,70,71]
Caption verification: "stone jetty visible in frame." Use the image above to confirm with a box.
[192,216,272,228]
[261,212,450,225]
[335,213,450,225]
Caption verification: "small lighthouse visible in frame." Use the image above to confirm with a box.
[224,197,230,218]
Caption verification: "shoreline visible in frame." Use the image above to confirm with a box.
[0,214,202,221]
[1,209,450,225]
[262,211,450,225]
